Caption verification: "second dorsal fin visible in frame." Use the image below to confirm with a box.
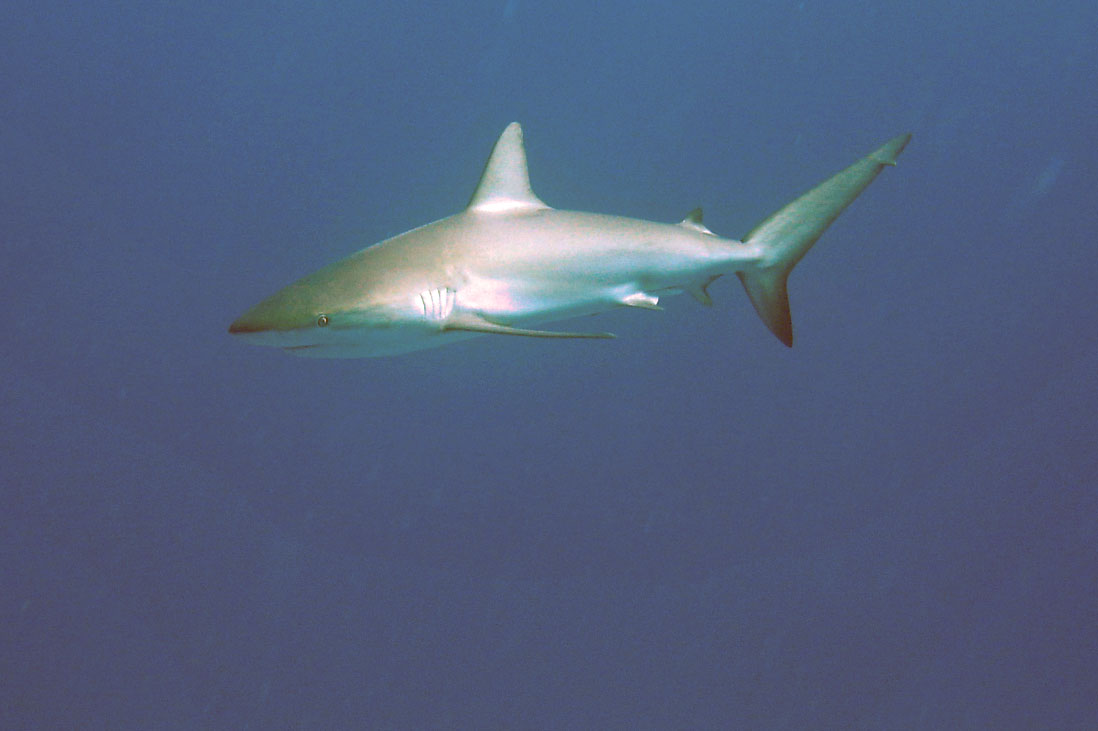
[679,207,713,234]
[467,122,550,214]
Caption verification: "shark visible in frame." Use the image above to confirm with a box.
[229,123,910,357]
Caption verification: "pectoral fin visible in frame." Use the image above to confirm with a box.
[444,313,614,339]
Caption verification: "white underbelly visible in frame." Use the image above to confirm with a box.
[456,274,642,325]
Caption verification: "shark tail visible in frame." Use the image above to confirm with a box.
[737,133,911,346]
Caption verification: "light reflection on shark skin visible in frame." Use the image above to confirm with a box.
[229,123,910,358]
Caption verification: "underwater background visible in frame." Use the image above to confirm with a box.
[3,1,1096,727]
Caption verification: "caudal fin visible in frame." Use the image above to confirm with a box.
[738,133,911,346]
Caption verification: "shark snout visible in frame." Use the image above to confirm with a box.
[228,304,282,339]
[228,290,309,340]
[228,316,263,335]
[228,293,338,349]
[227,312,284,347]
[228,303,294,346]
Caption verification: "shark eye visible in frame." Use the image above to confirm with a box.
[316,315,330,327]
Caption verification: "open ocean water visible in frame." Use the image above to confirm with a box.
[2,1,1096,727]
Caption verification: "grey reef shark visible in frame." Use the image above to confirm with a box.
[229,123,910,357]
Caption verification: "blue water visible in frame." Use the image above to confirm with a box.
[3,1,1096,727]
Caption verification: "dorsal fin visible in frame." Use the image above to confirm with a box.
[467,122,550,213]
[679,207,714,234]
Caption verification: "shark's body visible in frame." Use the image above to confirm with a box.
[229,123,909,357]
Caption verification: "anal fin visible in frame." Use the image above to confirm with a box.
[444,313,614,339]
[686,276,718,306]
